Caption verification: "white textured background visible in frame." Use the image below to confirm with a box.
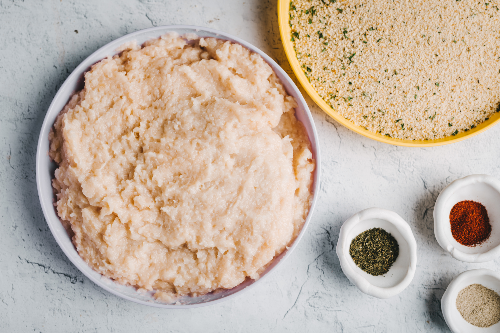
[1,0,500,332]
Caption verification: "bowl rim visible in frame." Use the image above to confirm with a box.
[277,0,500,147]
[336,207,417,299]
[35,24,321,309]
[434,174,500,263]
[441,268,500,333]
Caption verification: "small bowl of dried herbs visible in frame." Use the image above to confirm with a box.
[442,269,500,332]
[434,175,500,263]
[336,207,417,299]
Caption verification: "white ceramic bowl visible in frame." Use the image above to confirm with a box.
[35,25,320,308]
[336,208,417,299]
[434,175,500,263]
[442,269,500,333]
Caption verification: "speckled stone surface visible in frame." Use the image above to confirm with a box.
[1,0,500,332]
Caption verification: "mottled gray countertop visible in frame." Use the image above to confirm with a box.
[2,0,500,332]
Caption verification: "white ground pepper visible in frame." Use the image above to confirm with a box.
[456,284,500,328]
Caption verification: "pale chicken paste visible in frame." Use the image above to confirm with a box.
[49,33,315,300]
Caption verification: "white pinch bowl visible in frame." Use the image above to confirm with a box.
[442,269,500,333]
[336,208,417,299]
[434,175,500,263]
[35,25,321,308]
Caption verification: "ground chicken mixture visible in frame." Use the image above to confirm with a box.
[49,33,315,300]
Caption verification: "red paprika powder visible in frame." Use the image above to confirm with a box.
[450,200,491,246]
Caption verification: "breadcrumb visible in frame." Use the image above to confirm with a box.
[290,0,500,140]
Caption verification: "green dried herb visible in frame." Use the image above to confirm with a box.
[349,228,399,276]
[342,28,349,39]
[347,52,356,63]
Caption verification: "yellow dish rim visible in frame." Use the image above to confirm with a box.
[277,0,500,147]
